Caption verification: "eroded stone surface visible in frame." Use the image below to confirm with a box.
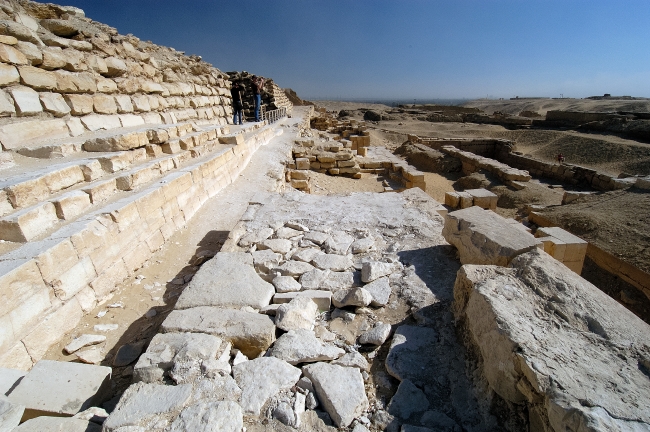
[269,329,345,365]
[175,252,274,310]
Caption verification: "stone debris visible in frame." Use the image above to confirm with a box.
[75,346,104,365]
[72,406,109,424]
[332,287,373,308]
[272,275,302,293]
[233,357,301,415]
[0,395,24,431]
[358,322,391,346]
[274,296,319,331]
[331,351,370,371]
[303,362,369,427]
[268,329,345,365]
[311,253,353,271]
[63,334,106,354]
[363,276,392,306]
[12,416,102,432]
[361,260,396,283]
[387,379,430,420]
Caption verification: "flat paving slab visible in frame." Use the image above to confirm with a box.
[7,360,111,420]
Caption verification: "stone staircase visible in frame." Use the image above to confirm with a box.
[0,115,283,371]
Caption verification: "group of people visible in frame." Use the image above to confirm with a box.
[229,75,265,125]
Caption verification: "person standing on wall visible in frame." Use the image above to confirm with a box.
[251,75,265,122]
[230,80,244,125]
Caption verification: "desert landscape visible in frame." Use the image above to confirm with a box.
[0,1,647,432]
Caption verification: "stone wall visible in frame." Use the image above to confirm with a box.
[409,134,642,191]
[226,71,293,120]
[0,0,235,166]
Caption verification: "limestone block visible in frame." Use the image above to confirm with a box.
[80,114,121,132]
[444,191,460,208]
[17,65,55,91]
[148,94,160,110]
[86,54,108,75]
[162,140,181,154]
[161,307,276,358]
[103,56,127,77]
[175,252,275,310]
[91,94,117,114]
[454,250,650,429]
[40,47,66,70]
[0,89,14,116]
[142,81,164,94]
[102,382,192,431]
[14,41,41,65]
[38,92,70,117]
[131,94,150,112]
[34,239,79,285]
[84,131,148,152]
[269,329,344,365]
[142,112,162,124]
[0,202,59,242]
[456,191,473,208]
[273,290,332,311]
[303,362,368,427]
[275,296,319,331]
[443,206,541,266]
[7,86,41,116]
[0,43,28,65]
[111,94,133,114]
[218,133,244,145]
[233,357,301,415]
[0,118,70,150]
[64,94,93,116]
[0,63,19,86]
[43,165,85,192]
[52,190,91,220]
[466,188,497,210]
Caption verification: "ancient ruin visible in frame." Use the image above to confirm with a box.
[0,1,647,431]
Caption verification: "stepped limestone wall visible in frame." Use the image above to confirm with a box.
[0,0,296,370]
[0,0,235,166]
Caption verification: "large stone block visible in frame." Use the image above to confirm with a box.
[92,94,117,114]
[0,64,19,86]
[0,259,49,320]
[17,66,56,90]
[80,113,121,131]
[0,89,15,116]
[64,94,93,115]
[443,206,541,266]
[7,86,41,116]
[42,164,85,193]
[466,188,498,210]
[0,119,70,150]
[453,249,650,430]
[8,360,110,420]
[83,131,148,152]
[175,252,274,310]
[535,226,588,274]
[0,202,59,242]
[161,306,276,358]
[39,92,70,117]
[0,44,28,65]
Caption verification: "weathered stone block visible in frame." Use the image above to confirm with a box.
[0,44,28,65]
[18,66,56,90]
[9,360,111,419]
[0,64,19,86]
[466,188,497,210]
[161,307,276,358]
[7,86,41,116]
[64,94,93,116]
[92,94,117,114]
[39,92,70,117]
[0,202,59,242]
[443,206,541,266]
[0,119,70,150]
[52,190,91,220]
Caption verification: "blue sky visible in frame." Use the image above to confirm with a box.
[59,1,650,100]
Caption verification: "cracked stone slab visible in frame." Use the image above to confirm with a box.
[303,362,368,428]
[233,357,301,416]
[268,329,345,365]
[161,307,275,358]
[175,252,274,310]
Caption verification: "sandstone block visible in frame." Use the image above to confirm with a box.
[162,307,275,358]
[8,360,111,419]
[443,206,541,266]
[175,252,274,310]
[83,131,148,152]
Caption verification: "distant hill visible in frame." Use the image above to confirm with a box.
[463,98,650,116]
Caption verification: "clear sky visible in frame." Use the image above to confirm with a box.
[57,0,650,100]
